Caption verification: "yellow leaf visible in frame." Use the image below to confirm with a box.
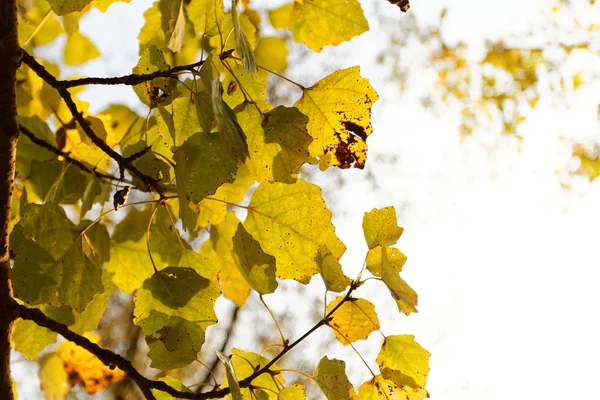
[326,297,379,345]
[294,66,379,170]
[39,353,69,400]
[47,0,91,15]
[316,245,350,292]
[237,104,312,183]
[358,375,429,400]
[290,0,369,52]
[63,32,100,66]
[278,384,308,400]
[200,213,251,307]
[366,245,407,277]
[376,335,430,390]
[232,223,278,294]
[243,179,346,283]
[381,246,417,315]
[56,333,126,394]
[225,349,284,399]
[314,357,358,400]
[363,206,404,249]
[91,0,131,12]
[159,0,186,52]
[139,2,166,52]
[187,0,224,37]
[269,3,293,29]
[254,36,289,77]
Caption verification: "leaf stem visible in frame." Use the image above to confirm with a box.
[259,295,286,346]
[229,55,306,89]
[327,323,377,378]
[146,201,162,273]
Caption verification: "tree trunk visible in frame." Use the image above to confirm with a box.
[0,0,20,397]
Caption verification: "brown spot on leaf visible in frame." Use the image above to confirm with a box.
[227,80,238,95]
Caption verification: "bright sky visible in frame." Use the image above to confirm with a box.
[17,0,600,399]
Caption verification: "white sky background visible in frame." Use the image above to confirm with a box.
[16,0,600,399]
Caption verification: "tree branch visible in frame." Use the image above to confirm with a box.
[19,50,161,193]
[0,0,21,397]
[61,59,206,88]
[18,124,121,183]
[13,282,358,399]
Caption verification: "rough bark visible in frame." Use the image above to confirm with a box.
[0,0,20,397]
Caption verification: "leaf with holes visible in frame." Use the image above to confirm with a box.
[294,67,378,170]
[243,179,346,283]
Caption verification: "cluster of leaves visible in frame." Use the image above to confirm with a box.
[374,1,599,181]
[11,0,430,398]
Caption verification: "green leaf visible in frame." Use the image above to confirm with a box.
[212,78,249,162]
[380,246,418,315]
[159,0,186,52]
[200,213,251,307]
[358,375,429,400]
[80,175,109,219]
[12,319,57,359]
[314,357,358,400]
[232,0,257,74]
[46,0,91,15]
[132,46,178,108]
[174,131,239,204]
[377,335,430,390]
[278,385,308,400]
[244,179,346,283]
[363,207,404,250]
[316,245,350,292]
[179,164,253,232]
[39,353,69,400]
[232,223,278,294]
[134,251,218,370]
[69,271,114,334]
[11,203,105,311]
[226,349,284,399]
[290,0,368,52]
[294,67,379,170]
[134,251,219,328]
[157,96,202,148]
[144,312,207,370]
[187,0,224,37]
[142,266,211,308]
[107,206,187,294]
[216,350,242,400]
[326,297,379,345]
[237,105,312,183]
[16,116,57,179]
[28,159,86,204]
[153,376,192,399]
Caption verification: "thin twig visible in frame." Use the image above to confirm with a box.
[198,305,240,392]
[61,60,207,88]
[20,50,161,192]
[18,124,121,182]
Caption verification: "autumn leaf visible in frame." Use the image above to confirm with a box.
[290,0,369,52]
[244,179,346,283]
[295,67,379,170]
